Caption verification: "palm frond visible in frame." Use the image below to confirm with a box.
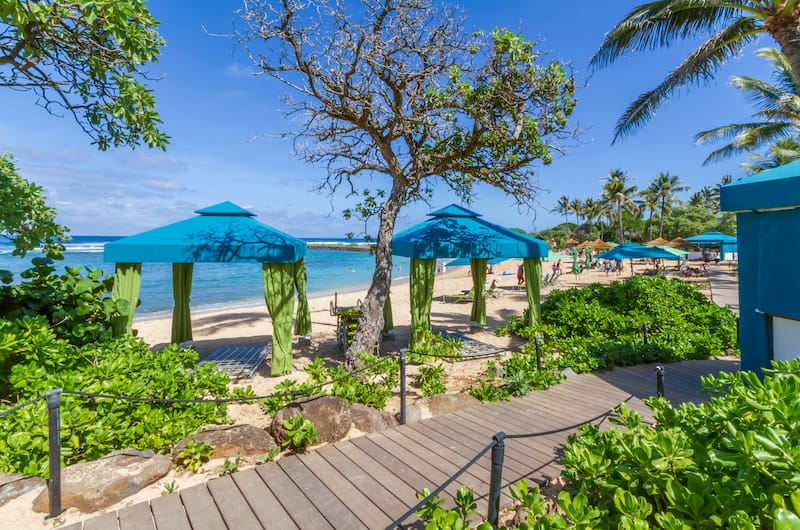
[754,47,797,94]
[591,0,751,69]
[695,121,772,144]
[613,17,760,142]
[701,122,795,165]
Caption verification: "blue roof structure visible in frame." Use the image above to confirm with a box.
[595,243,679,261]
[720,159,800,211]
[392,204,548,259]
[684,231,737,245]
[104,201,307,263]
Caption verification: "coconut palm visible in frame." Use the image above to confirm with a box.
[602,169,638,243]
[696,48,800,165]
[582,197,602,239]
[569,198,584,232]
[591,2,800,142]
[688,191,705,208]
[651,172,688,237]
[741,137,800,174]
[638,184,659,241]
[551,195,572,233]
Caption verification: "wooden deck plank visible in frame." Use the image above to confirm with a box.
[297,450,391,529]
[118,502,154,530]
[255,459,333,530]
[231,468,298,530]
[179,484,227,530]
[149,492,191,530]
[82,512,118,530]
[56,523,82,530]
[315,443,409,520]
[206,476,263,529]
[277,454,366,530]
[335,441,419,505]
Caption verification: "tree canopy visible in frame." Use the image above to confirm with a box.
[238,0,577,357]
[0,0,169,150]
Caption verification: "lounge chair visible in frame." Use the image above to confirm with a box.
[440,290,474,303]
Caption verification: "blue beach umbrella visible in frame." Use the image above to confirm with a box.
[595,242,678,261]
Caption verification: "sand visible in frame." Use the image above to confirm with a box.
[1,258,712,529]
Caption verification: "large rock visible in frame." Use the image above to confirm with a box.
[349,402,398,433]
[172,424,277,463]
[405,393,481,423]
[0,473,44,507]
[271,395,352,445]
[32,449,170,513]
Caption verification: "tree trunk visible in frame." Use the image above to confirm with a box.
[658,196,666,238]
[345,186,404,366]
[772,17,800,93]
[617,201,624,243]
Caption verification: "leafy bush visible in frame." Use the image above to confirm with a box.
[408,329,463,364]
[0,317,231,477]
[499,276,738,374]
[176,441,214,473]
[467,348,563,403]
[413,364,447,397]
[281,413,318,453]
[560,360,800,528]
[0,258,123,346]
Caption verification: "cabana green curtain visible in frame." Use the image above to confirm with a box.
[524,258,541,326]
[171,263,193,344]
[470,258,487,325]
[293,259,311,336]
[111,263,142,337]
[382,291,393,334]
[263,263,295,376]
[409,258,435,351]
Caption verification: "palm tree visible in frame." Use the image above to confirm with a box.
[651,172,688,237]
[591,2,800,142]
[602,169,638,243]
[701,185,719,213]
[583,197,602,239]
[569,198,583,233]
[688,191,705,208]
[741,137,800,174]
[551,195,571,233]
[638,184,659,241]
[696,48,800,165]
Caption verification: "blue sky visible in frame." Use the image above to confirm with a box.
[0,1,774,237]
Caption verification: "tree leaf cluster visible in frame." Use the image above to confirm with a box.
[0,318,232,477]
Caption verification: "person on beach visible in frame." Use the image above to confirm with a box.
[517,264,524,285]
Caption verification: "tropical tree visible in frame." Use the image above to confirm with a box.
[742,137,800,173]
[237,0,577,359]
[688,191,705,208]
[582,197,602,239]
[569,198,583,232]
[638,183,659,241]
[602,169,638,243]
[651,172,687,237]
[591,1,800,142]
[695,48,800,165]
[551,195,572,234]
[0,0,168,150]
[0,153,67,263]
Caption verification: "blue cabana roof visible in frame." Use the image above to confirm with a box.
[595,243,678,261]
[684,231,737,245]
[393,204,548,259]
[104,201,307,263]
[720,159,800,212]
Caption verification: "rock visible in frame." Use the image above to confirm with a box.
[271,395,352,445]
[172,424,276,463]
[32,448,171,513]
[0,474,45,507]
[349,402,398,433]
[406,393,481,422]
[560,368,578,379]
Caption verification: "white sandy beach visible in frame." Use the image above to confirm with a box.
[2,257,712,529]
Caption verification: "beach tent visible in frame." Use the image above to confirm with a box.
[563,238,579,248]
[685,231,738,260]
[595,243,678,261]
[544,250,571,261]
[655,246,688,260]
[645,237,671,246]
[104,201,309,376]
[584,239,612,250]
[667,237,693,250]
[393,204,548,350]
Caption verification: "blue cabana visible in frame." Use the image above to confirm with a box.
[721,160,800,372]
[685,231,738,260]
[104,201,309,376]
[393,204,548,349]
[595,243,680,261]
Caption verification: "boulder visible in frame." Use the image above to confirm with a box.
[349,402,398,433]
[172,424,276,463]
[32,449,170,513]
[0,474,45,507]
[271,395,352,445]
[406,393,481,423]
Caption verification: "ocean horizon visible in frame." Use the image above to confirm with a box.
[0,236,413,316]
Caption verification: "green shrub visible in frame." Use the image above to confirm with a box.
[281,413,318,453]
[0,318,232,477]
[413,364,447,397]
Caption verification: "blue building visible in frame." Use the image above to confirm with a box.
[720,160,800,372]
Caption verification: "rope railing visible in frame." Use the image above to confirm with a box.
[0,394,44,417]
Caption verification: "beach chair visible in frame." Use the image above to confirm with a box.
[330,292,364,351]
[441,290,474,303]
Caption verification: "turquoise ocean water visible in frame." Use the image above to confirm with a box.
[0,236,410,316]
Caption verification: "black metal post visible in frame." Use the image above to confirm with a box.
[45,389,63,519]
[642,322,648,345]
[487,432,506,528]
[399,349,407,425]
[655,366,665,398]
[534,336,542,371]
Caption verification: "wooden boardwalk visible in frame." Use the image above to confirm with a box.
[62,359,738,530]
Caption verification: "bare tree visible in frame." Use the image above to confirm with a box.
[237,0,577,363]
